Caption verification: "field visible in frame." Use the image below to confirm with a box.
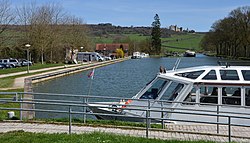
[161,33,204,52]
[93,33,204,53]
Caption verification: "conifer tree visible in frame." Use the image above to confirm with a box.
[151,14,161,55]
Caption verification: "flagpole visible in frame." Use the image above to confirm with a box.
[84,68,94,123]
[87,68,95,96]
[88,77,93,96]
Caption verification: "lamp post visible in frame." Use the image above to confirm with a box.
[25,44,31,73]
[80,47,83,52]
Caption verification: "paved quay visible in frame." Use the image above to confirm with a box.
[0,122,250,142]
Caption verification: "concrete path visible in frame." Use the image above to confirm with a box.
[0,64,81,79]
[0,122,250,142]
[0,58,128,90]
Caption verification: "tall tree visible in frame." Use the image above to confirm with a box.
[151,14,161,55]
[0,0,15,48]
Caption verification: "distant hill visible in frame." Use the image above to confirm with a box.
[87,23,177,38]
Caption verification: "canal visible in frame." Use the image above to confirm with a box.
[32,54,227,118]
[33,54,219,97]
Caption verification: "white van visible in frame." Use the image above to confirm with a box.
[77,52,104,62]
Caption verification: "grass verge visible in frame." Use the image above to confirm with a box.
[0,63,64,75]
[0,130,215,143]
[0,89,23,120]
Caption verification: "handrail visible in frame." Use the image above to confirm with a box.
[1,92,250,142]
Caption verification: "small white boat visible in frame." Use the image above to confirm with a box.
[141,53,149,58]
[88,61,250,125]
[184,50,196,57]
[131,52,141,59]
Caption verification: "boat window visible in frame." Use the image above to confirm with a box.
[220,70,239,80]
[222,87,241,105]
[175,70,205,79]
[242,70,250,80]
[200,86,218,104]
[161,82,184,101]
[182,87,196,105]
[202,70,217,80]
[140,78,168,99]
[245,88,250,106]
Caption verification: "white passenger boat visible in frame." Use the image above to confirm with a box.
[131,52,142,59]
[88,61,250,125]
[184,50,196,57]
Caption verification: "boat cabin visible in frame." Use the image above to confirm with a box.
[136,66,250,106]
[132,65,250,125]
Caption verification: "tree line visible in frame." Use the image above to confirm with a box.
[201,6,250,59]
[0,0,91,63]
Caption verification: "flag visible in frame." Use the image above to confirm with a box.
[87,69,95,79]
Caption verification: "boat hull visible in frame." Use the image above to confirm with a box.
[89,104,145,122]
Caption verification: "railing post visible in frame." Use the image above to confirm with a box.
[20,94,23,121]
[228,116,231,143]
[69,106,72,134]
[145,99,151,138]
[216,105,219,134]
[146,107,149,138]
[148,100,151,128]
[83,97,87,124]
[161,101,164,129]
[15,93,18,101]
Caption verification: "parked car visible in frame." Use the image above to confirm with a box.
[103,56,112,60]
[0,63,10,69]
[19,59,32,66]
[0,58,21,68]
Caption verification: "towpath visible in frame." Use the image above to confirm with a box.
[0,122,250,142]
[0,58,128,90]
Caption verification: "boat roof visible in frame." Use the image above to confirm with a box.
[158,66,250,86]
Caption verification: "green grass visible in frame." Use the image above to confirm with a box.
[0,77,15,88]
[162,33,204,52]
[93,34,149,44]
[37,118,162,129]
[0,91,22,120]
[0,63,64,75]
[0,131,215,143]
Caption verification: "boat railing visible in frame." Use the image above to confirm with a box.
[1,92,250,142]
[218,60,250,66]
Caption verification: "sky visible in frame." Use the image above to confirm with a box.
[11,0,250,32]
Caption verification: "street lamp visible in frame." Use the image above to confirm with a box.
[25,44,31,73]
[80,47,83,52]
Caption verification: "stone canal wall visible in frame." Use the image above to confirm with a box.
[22,58,129,119]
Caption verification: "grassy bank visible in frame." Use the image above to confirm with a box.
[0,131,214,143]
[0,63,64,75]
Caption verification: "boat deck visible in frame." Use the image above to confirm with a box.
[1,122,249,142]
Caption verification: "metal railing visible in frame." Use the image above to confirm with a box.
[1,92,250,142]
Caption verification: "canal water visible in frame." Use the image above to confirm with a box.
[32,54,224,119]
[33,54,220,97]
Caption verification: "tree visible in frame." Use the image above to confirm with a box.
[201,6,250,59]
[16,2,90,63]
[151,14,161,55]
[0,0,15,52]
[116,48,124,58]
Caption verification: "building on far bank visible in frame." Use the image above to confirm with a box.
[169,25,183,32]
[95,43,129,57]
